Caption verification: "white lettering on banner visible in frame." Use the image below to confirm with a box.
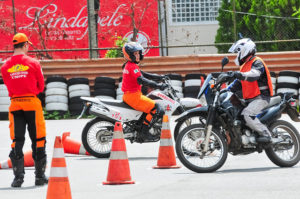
[157,93,175,104]
[19,4,126,40]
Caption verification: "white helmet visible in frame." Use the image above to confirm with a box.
[228,38,256,66]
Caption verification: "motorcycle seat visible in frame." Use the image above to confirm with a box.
[100,99,134,110]
[265,95,281,109]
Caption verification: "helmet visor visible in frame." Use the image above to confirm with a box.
[228,42,239,53]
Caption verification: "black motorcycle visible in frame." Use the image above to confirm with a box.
[175,57,300,173]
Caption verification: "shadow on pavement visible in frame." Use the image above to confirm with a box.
[0,185,42,190]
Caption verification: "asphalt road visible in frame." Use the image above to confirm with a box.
[0,115,299,199]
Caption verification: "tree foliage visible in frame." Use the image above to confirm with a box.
[215,0,300,53]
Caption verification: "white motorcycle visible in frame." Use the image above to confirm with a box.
[78,77,204,158]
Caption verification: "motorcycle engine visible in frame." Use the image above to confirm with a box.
[241,129,256,146]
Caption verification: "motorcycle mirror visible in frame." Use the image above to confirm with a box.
[221,57,229,72]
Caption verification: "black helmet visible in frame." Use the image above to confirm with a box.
[122,42,144,63]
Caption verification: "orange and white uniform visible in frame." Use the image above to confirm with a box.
[1,54,46,160]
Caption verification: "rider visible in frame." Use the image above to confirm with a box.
[121,42,167,139]
[227,38,273,143]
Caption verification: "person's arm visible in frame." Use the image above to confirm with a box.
[35,61,45,93]
[234,59,264,82]
[227,79,242,93]
[141,71,163,81]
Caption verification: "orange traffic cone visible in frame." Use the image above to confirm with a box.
[103,122,135,185]
[153,115,181,169]
[0,150,34,169]
[62,132,90,155]
[46,136,72,199]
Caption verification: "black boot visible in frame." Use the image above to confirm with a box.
[10,157,24,188]
[34,156,48,186]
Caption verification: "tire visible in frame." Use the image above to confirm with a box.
[173,86,183,93]
[95,76,115,84]
[175,123,228,173]
[185,73,206,80]
[277,76,298,84]
[45,88,68,96]
[68,84,90,92]
[46,76,67,84]
[170,80,182,87]
[0,97,10,105]
[95,96,115,100]
[45,103,68,111]
[67,77,89,86]
[116,88,123,95]
[174,114,208,142]
[278,71,299,78]
[277,88,298,96]
[0,79,4,84]
[46,82,67,89]
[69,103,84,115]
[0,104,9,112]
[94,83,115,90]
[0,112,8,120]
[69,90,90,98]
[0,84,7,90]
[69,96,83,104]
[265,120,300,167]
[94,89,116,98]
[0,90,9,97]
[185,79,202,87]
[81,117,115,158]
[166,73,182,81]
[45,95,68,104]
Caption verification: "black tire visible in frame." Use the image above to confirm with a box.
[0,79,4,84]
[46,76,67,84]
[270,71,276,77]
[69,96,83,104]
[276,83,298,89]
[185,73,206,80]
[175,123,228,173]
[278,71,299,78]
[94,83,116,90]
[174,115,207,142]
[67,77,89,86]
[265,120,300,167]
[81,117,115,158]
[95,76,115,84]
[93,89,116,98]
[184,86,200,93]
[0,112,8,120]
[166,73,182,81]
[69,103,85,116]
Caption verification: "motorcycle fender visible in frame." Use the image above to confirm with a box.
[175,106,208,123]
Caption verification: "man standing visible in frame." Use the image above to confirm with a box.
[1,33,48,187]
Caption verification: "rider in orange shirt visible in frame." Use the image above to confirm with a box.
[121,42,167,141]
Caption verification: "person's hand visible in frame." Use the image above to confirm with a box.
[233,71,243,80]
[158,83,168,90]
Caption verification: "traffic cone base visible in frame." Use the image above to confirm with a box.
[0,150,34,169]
[47,136,72,199]
[62,132,90,155]
[153,115,181,169]
[103,122,135,185]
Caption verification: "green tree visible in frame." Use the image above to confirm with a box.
[215,0,300,53]
[104,36,127,58]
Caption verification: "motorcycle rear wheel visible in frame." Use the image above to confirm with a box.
[265,120,300,167]
[175,123,228,173]
[81,117,115,158]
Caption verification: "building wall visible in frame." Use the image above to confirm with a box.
[164,0,220,56]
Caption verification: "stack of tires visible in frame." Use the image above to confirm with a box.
[166,73,183,98]
[0,79,10,120]
[93,77,116,100]
[270,72,277,95]
[45,76,68,114]
[276,71,299,98]
[184,73,206,98]
[116,77,123,100]
[68,77,90,116]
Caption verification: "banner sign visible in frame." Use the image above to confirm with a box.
[0,0,159,61]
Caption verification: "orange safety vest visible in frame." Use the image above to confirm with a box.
[240,57,273,99]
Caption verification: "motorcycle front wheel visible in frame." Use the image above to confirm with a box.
[81,117,115,158]
[265,120,300,167]
[175,123,228,173]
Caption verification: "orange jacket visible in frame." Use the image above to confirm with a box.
[240,57,273,99]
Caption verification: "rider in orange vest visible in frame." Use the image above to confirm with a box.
[121,42,167,141]
[227,38,273,143]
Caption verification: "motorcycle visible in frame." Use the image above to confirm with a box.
[175,57,300,173]
[78,77,204,158]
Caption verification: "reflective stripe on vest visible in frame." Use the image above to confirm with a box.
[240,57,273,99]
